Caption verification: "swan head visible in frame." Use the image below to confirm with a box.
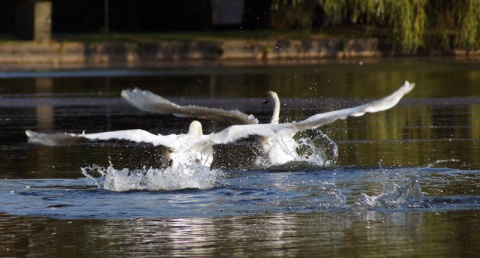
[263,91,279,105]
[188,120,203,136]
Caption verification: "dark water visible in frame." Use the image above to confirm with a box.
[1,57,479,256]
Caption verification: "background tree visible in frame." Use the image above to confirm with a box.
[270,0,318,30]
[270,0,480,54]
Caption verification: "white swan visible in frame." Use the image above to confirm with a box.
[122,88,307,165]
[258,91,301,165]
[26,82,414,169]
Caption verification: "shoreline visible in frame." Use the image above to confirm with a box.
[0,38,478,66]
[0,38,388,65]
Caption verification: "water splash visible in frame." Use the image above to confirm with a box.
[425,159,462,168]
[254,129,339,168]
[295,129,338,166]
[81,164,222,192]
[356,176,423,209]
[318,181,347,207]
[288,129,338,166]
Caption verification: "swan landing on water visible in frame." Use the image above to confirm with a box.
[121,81,414,166]
[26,81,414,169]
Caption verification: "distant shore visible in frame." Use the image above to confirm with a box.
[0,38,382,64]
[0,37,477,65]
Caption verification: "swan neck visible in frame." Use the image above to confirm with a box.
[188,120,203,135]
[270,95,280,124]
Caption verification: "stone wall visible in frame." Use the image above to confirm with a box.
[0,38,382,64]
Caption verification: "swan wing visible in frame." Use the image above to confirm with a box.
[203,81,414,145]
[122,88,259,125]
[25,129,176,149]
[294,81,414,130]
[121,88,181,114]
[206,123,291,145]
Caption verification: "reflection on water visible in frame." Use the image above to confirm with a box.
[1,210,480,257]
[0,166,479,256]
[34,78,54,130]
[0,57,480,256]
[2,57,480,98]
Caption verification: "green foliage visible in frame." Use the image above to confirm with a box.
[270,0,480,54]
[270,0,318,30]
[423,1,455,53]
[351,0,386,24]
[388,0,427,53]
[320,0,346,25]
[271,0,305,9]
[456,0,480,51]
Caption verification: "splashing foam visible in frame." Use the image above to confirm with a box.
[356,176,423,209]
[426,159,462,168]
[295,130,338,166]
[254,129,338,168]
[81,164,222,192]
[254,129,339,168]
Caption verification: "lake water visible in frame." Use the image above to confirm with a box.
[0,57,479,256]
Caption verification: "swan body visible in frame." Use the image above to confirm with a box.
[260,131,298,165]
[26,81,414,169]
[260,91,300,165]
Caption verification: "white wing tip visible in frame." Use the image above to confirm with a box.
[403,81,415,91]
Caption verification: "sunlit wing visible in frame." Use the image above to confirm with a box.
[207,81,414,145]
[26,130,88,146]
[294,81,414,130]
[25,129,177,149]
[121,88,259,125]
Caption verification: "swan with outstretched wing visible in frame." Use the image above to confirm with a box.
[122,82,413,165]
[26,81,414,169]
